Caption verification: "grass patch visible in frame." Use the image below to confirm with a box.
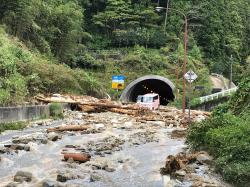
[49,102,64,119]
[0,121,27,134]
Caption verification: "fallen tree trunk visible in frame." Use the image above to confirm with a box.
[35,96,77,104]
[109,108,137,115]
[47,125,88,132]
[63,152,91,163]
[79,102,141,110]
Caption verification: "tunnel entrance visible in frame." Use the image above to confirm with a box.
[120,75,175,105]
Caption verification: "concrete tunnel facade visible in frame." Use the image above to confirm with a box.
[120,75,175,105]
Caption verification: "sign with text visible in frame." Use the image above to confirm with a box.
[112,75,125,90]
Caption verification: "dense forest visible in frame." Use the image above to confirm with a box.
[0,0,249,104]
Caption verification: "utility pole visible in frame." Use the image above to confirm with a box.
[182,17,188,114]
[155,6,188,113]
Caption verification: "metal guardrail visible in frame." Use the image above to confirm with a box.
[199,87,238,103]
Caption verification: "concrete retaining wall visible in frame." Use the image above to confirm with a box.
[0,105,50,123]
[0,104,70,123]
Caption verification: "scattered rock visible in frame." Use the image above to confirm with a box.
[48,132,62,141]
[94,123,105,130]
[56,170,86,182]
[12,133,47,144]
[129,131,158,145]
[86,136,125,155]
[171,129,187,139]
[160,155,181,175]
[14,171,32,182]
[90,174,101,182]
[104,166,115,172]
[5,182,18,187]
[57,172,74,182]
[174,169,186,181]
[42,179,58,187]
[160,152,201,175]
[4,144,30,151]
[196,153,213,165]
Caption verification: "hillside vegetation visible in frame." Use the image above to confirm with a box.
[187,64,250,186]
[0,27,103,105]
[0,0,249,106]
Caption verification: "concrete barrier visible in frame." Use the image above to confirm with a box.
[0,105,50,123]
[0,104,70,123]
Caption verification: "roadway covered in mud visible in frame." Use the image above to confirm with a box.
[0,109,230,187]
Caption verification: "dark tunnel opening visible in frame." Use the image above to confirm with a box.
[129,79,174,105]
[121,76,175,105]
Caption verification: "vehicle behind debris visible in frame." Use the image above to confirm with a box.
[136,93,160,110]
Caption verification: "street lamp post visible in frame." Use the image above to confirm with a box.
[163,0,170,34]
[156,7,188,113]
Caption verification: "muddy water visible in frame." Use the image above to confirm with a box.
[0,112,205,187]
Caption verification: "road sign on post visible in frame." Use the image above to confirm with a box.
[184,70,198,124]
[184,70,198,83]
[112,75,125,90]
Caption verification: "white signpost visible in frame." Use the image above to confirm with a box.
[184,70,198,123]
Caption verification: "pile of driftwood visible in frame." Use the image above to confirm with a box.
[35,94,210,125]
[35,94,151,116]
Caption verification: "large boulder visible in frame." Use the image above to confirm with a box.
[196,153,213,165]
[14,171,32,182]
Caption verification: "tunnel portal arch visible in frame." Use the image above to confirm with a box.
[120,75,175,105]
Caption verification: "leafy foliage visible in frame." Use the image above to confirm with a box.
[187,66,250,186]
[0,27,104,105]
[0,0,249,103]
[49,102,63,119]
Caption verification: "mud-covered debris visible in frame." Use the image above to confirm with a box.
[14,171,32,183]
[57,172,75,182]
[0,146,12,154]
[174,169,186,181]
[160,155,182,175]
[81,128,103,134]
[171,129,187,139]
[160,152,202,175]
[56,170,89,182]
[86,136,125,155]
[129,131,158,145]
[160,151,216,186]
[12,133,47,144]
[4,144,30,151]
